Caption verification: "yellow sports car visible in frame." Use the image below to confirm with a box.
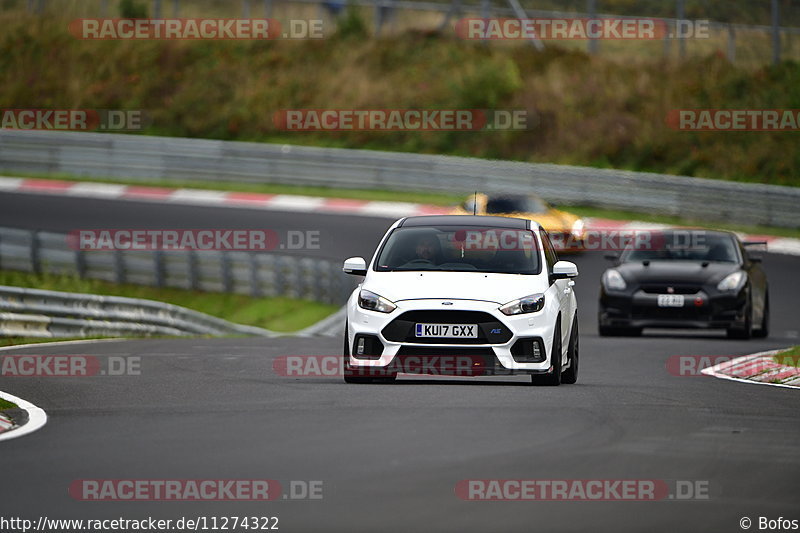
[452,193,586,252]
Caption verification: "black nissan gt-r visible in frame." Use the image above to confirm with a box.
[598,229,768,339]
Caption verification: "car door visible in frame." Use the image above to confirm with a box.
[539,229,570,348]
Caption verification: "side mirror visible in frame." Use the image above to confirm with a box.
[551,260,578,280]
[749,255,763,263]
[604,252,620,261]
[343,257,367,276]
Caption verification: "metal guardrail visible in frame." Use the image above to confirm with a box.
[0,285,278,338]
[1,130,798,228]
[0,226,357,307]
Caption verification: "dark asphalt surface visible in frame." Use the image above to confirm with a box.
[0,192,798,533]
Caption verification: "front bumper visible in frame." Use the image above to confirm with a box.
[346,298,557,376]
[599,286,748,330]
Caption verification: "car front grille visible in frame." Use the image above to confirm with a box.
[382,310,512,344]
[640,284,703,295]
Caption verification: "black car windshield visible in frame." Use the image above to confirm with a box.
[375,226,541,274]
[622,232,739,263]
[486,196,549,214]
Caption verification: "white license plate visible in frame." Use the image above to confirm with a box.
[415,323,477,338]
[657,294,685,307]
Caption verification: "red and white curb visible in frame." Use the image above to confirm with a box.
[701,349,800,389]
[0,176,449,219]
[0,389,48,442]
[1,176,799,256]
[0,412,13,433]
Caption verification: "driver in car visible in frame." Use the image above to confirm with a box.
[411,234,442,264]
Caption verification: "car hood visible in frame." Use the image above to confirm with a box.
[616,261,740,285]
[364,271,548,304]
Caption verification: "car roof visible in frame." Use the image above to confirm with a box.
[486,193,542,199]
[400,215,534,229]
[651,228,737,239]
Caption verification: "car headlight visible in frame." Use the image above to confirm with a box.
[499,293,545,316]
[571,218,585,238]
[717,271,746,292]
[358,289,396,313]
[602,269,627,291]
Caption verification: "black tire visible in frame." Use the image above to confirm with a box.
[343,323,396,384]
[561,317,579,385]
[727,300,753,340]
[532,320,562,386]
[753,293,769,339]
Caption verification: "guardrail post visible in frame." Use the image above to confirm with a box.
[726,24,736,63]
[153,250,166,288]
[772,0,781,65]
[374,0,384,36]
[676,0,685,60]
[114,250,126,284]
[75,247,87,279]
[274,255,285,298]
[187,249,199,290]
[30,230,41,274]
[173,0,179,16]
[242,0,251,18]
[587,0,598,55]
[221,251,233,293]
[313,259,325,303]
[249,253,261,297]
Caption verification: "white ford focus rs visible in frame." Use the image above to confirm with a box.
[342,215,580,385]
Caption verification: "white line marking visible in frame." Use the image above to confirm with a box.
[0,337,128,353]
[66,182,127,198]
[168,189,229,204]
[267,195,326,211]
[0,390,47,442]
[0,176,25,190]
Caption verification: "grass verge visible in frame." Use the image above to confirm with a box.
[774,346,800,368]
[0,398,17,410]
[0,270,339,333]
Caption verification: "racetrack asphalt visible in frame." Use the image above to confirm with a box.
[0,191,798,533]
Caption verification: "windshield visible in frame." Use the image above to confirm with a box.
[622,232,739,263]
[486,196,549,214]
[375,226,541,274]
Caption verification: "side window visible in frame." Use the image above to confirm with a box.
[539,229,558,273]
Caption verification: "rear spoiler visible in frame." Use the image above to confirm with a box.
[743,240,768,251]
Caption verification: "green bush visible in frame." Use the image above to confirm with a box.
[119,0,148,18]
[335,6,369,40]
